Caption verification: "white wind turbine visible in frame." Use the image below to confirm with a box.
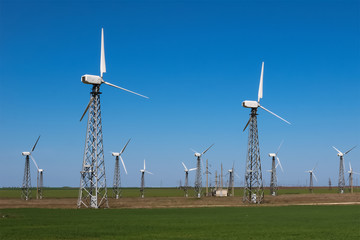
[242,62,290,204]
[140,159,153,198]
[332,146,356,194]
[78,28,148,209]
[111,139,131,199]
[305,163,318,193]
[191,144,214,198]
[21,136,41,200]
[348,162,360,193]
[181,162,196,197]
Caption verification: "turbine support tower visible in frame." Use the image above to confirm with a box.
[309,172,314,193]
[195,156,202,198]
[270,156,278,196]
[22,156,31,200]
[338,156,345,194]
[184,171,189,197]
[140,172,145,198]
[78,85,109,209]
[243,108,264,203]
[113,156,121,199]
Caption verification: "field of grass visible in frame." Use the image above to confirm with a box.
[0,205,359,239]
[1,187,359,199]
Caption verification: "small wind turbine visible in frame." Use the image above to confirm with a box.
[227,163,235,196]
[30,157,44,200]
[191,144,214,198]
[305,163,318,193]
[111,139,130,199]
[181,162,196,197]
[332,146,356,194]
[21,136,40,200]
[242,62,290,204]
[268,141,284,196]
[348,162,360,193]
[140,159,153,198]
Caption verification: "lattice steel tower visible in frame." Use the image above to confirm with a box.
[22,156,31,200]
[139,159,153,198]
[243,108,264,203]
[77,29,148,208]
[181,162,196,197]
[242,62,290,203]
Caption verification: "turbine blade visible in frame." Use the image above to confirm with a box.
[103,81,149,99]
[243,116,251,132]
[181,162,188,171]
[258,61,264,102]
[276,140,284,155]
[202,144,214,155]
[190,148,198,154]
[332,146,342,155]
[30,155,39,171]
[120,138,131,154]
[120,155,128,175]
[276,157,284,172]
[100,28,106,78]
[312,162,318,172]
[344,145,357,155]
[349,162,352,172]
[189,168,197,171]
[144,159,146,171]
[145,170,153,175]
[313,173,318,182]
[31,135,41,152]
[80,97,93,122]
[259,105,291,125]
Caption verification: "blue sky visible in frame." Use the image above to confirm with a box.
[0,0,359,188]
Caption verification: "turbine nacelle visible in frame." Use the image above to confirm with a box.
[194,152,201,157]
[38,169,44,172]
[242,100,259,109]
[269,153,276,157]
[140,169,145,173]
[81,74,103,85]
[111,152,120,157]
[22,152,31,156]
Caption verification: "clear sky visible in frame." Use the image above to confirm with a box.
[0,0,359,188]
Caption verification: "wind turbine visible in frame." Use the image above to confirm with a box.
[242,62,290,203]
[78,28,148,209]
[140,159,153,198]
[30,155,44,200]
[191,144,214,198]
[332,146,356,194]
[21,136,40,200]
[305,163,318,193]
[348,162,360,193]
[111,139,130,199]
[181,162,196,197]
[268,141,284,196]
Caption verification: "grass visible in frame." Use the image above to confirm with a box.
[1,187,359,199]
[0,205,359,239]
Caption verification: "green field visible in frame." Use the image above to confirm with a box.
[0,205,359,239]
[1,187,359,199]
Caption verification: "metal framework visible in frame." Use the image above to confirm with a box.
[140,172,145,198]
[227,171,234,196]
[309,172,314,193]
[78,85,109,208]
[113,156,121,199]
[338,156,345,194]
[37,170,43,199]
[269,156,278,196]
[184,171,189,197]
[243,108,264,203]
[194,156,202,198]
[22,156,31,200]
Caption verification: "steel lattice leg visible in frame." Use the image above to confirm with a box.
[21,156,31,200]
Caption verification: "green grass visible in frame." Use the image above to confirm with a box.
[1,187,359,199]
[0,205,359,239]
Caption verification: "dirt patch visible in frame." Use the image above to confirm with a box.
[0,193,359,209]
